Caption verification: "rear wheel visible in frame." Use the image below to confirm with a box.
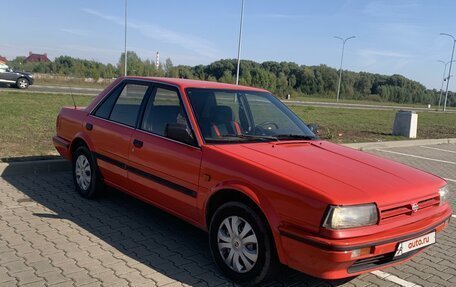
[209,202,278,285]
[16,78,29,89]
[72,146,103,198]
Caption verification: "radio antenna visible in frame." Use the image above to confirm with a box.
[68,79,77,109]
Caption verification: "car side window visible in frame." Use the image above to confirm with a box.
[141,87,188,138]
[108,83,149,127]
[93,86,121,119]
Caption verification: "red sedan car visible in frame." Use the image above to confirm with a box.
[53,77,452,285]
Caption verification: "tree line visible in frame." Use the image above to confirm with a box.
[7,51,455,107]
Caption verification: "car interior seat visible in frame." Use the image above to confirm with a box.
[210,106,242,137]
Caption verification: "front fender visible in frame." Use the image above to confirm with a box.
[204,180,288,265]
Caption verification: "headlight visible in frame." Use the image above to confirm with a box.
[322,204,378,229]
[439,185,450,206]
[29,74,34,78]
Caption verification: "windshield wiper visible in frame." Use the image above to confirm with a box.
[206,134,278,142]
[275,134,316,140]
[237,134,278,141]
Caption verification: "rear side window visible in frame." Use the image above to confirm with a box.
[94,88,120,119]
[108,83,149,127]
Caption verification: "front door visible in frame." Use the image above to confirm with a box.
[87,81,151,189]
[128,85,202,221]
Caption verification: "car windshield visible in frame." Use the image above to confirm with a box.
[186,88,316,144]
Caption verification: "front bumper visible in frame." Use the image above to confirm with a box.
[279,207,452,279]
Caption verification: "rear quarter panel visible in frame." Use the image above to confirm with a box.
[56,107,93,159]
[56,77,124,158]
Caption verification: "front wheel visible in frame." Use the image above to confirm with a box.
[209,202,278,285]
[72,146,103,198]
[16,78,29,89]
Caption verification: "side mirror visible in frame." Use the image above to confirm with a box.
[307,123,319,134]
[165,123,196,146]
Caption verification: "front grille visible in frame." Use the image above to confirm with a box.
[380,196,439,221]
[348,250,419,273]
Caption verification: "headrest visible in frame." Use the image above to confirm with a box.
[211,106,234,124]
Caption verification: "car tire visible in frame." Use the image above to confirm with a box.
[16,78,29,89]
[209,202,278,286]
[72,146,103,198]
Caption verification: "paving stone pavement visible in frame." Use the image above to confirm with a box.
[366,143,456,287]
[0,143,455,286]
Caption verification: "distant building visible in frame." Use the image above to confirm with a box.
[24,51,50,63]
[0,56,7,64]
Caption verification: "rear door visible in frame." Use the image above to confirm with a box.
[87,80,152,189]
[0,65,16,84]
[128,85,202,221]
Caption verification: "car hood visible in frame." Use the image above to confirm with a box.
[8,69,32,76]
[16,71,33,77]
[213,140,444,206]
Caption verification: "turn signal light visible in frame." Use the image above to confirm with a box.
[351,247,372,258]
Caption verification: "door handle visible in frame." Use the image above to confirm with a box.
[133,139,143,148]
[85,123,93,131]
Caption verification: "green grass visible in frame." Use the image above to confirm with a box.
[0,92,92,158]
[1,91,455,158]
[290,105,456,143]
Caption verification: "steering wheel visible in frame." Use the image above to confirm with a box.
[252,121,279,135]
[256,121,279,130]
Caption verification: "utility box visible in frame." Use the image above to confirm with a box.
[392,110,418,138]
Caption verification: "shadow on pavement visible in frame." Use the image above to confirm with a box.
[2,170,355,286]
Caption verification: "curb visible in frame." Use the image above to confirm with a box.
[0,138,455,176]
[0,159,70,177]
[343,138,456,151]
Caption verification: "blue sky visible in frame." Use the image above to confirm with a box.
[1,0,456,90]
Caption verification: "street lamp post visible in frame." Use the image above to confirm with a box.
[124,0,128,77]
[437,60,455,109]
[440,33,456,112]
[334,36,355,102]
[437,60,447,110]
[235,0,244,85]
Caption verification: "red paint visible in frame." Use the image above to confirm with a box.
[54,77,452,279]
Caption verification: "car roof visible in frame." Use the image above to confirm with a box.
[124,76,269,93]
